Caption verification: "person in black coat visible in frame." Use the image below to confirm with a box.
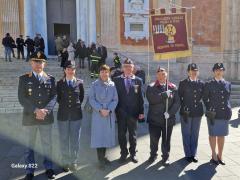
[60,48,69,68]
[97,44,107,65]
[18,51,57,179]
[113,58,144,163]
[16,35,25,59]
[2,33,15,61]
[75,40,87,68]
[57,60,84,172]
[178,63,204,163]
[24,36,35,62]
[146,66,180,165]
[202,63,232,165]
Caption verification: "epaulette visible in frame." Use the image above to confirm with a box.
[26,72,32,77]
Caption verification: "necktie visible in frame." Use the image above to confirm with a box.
[68,80,73,87]
[37,74,41,81]
[125,78,131,93]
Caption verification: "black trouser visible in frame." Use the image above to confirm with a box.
[118,117,137,157]
[87,57,91,71]
[90,61,99,77]
[97,148,106,162]
[17,47,24,59]
[149,123,173,160]
[26,49,34,61]
[79,57,85,68]
[11,48,15,57]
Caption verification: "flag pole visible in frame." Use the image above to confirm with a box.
[165,58,170,143]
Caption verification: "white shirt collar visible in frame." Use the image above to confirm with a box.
[189,77,197,82]
[33,71,43,78]
[215,78,224,82]
[121,74,136,79]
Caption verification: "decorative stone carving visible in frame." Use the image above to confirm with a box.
[123,0,149,42]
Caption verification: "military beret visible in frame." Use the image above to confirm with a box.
[212,63,225,71]
[64,60,76,69]
[30,51,47,62]
[123,58,134,65]
[187,63,198,71]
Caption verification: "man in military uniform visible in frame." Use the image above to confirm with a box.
[146,67,180,165]
[178,63,204,163]
[90,48,102,78]
[113,59,144,163]
[18,51,56,180]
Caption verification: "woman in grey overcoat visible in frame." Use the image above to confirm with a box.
[89,64,118,169]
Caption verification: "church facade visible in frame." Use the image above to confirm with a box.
[0,0,240,80]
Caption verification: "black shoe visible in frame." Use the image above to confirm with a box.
[192,156,198,163]
[186,157,193,163]
[217,155,226,165]
[119,155,127,163]
[24,173,34,180]
[45,169,55,179]
[62,165,70,172]
[103,158,111,165]
[69,163,79,171]
[130,155,138,163]
[162,158,170,166]
[210,158,219,165]
[148,156,157,164]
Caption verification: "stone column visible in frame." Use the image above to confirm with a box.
[76,0,87,42]
[34,0,48,55]
[88,0,97,44]
[24,0,33,37]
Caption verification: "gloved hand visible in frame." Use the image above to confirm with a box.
[164,112,170,119]
[161,90,172,99]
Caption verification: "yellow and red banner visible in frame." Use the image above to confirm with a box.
[151,13,192,60]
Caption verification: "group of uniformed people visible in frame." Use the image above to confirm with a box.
[18,50,232,179]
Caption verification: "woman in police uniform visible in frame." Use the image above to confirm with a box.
[56,61,84,172]
[203,63,231,165]
[178,63,204,163]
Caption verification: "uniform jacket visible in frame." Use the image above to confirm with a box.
[178,78,204,117]
[146,81,180,127]
[202,78,232,120]
[57,78,84,121]
[18,72,56,126]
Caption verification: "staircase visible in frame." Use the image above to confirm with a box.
[0,58,92,113]
[230,82,240,107]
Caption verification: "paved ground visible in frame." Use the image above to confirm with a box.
[0,106,240,180]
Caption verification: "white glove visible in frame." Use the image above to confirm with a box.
[166,90,172,97]
[164,112,170,119]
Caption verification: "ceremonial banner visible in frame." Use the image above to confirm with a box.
[151,13,192,60]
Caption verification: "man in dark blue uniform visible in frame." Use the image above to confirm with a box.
[146,67,180,165]
[113,59,144,163]
[18,51,56,180]
[178,63,204,163]
[203,63,231,165]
